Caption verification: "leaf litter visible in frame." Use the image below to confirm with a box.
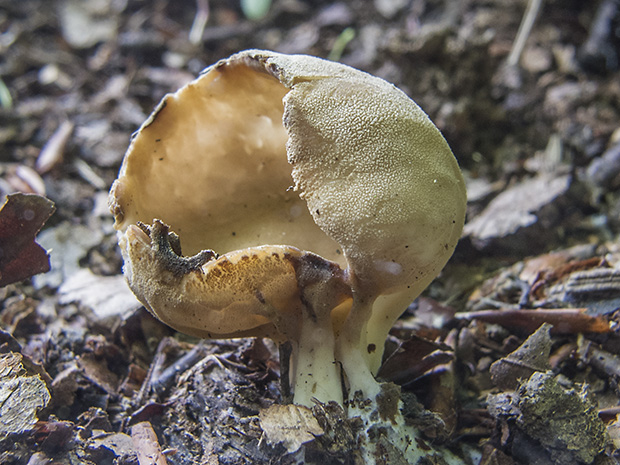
[2,0,620,463]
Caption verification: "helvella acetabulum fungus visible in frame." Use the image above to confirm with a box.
[109,50,466,412]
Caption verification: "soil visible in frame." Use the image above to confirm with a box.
[1,0,620,464]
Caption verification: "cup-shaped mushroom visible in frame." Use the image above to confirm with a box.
[109,50,466,405]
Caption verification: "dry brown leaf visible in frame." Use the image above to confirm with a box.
[131,421,168,465]
[464,174,571,252]
[490,323,552,390]
[0,193,55,287]
[259,404,324,453]
[77,353,120,395]
[378,335,454,385]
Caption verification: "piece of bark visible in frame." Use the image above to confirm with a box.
[607,414,620,451]
[577,0,620,73]
[0,329,21,353]
[0,352,51,437]
[487,371,609,464]
[577,338,620,379]
[86,432,135,463]
[543,266,620,315]
[478,444,517,465]
[516,372,607,464]
[25,452,51,465]
[585,141,620,192]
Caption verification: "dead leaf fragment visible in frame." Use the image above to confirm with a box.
[259,404,324,453]
[519,246,598,285]
[378,335,454,386]
[464,173,571,253]
[32,420,75,452]
[130,421,168,465]
[490,323,552,390]
[58,268,141,318]
[32,222,104,289]
[0,193,55,287]
[50,365,79,408]
[87,431,135,462]
[35,121,74,174]
[77,353,119,395]
[58,0,119,49]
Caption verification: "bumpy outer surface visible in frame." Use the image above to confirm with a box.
[266,51,466,295]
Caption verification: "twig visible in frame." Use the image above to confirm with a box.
[134,337,175,406]
[506,0,544,68]
[189,0,209,45]
[455,307,612,334]
[151,340,210,396]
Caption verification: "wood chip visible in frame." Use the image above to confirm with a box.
[130,421,168,465]
[35,121,73,174]
[0,352,51,437]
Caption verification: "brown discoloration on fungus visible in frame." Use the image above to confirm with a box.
[109,49,466,407]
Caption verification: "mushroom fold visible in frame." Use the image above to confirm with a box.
[109,49,467,406]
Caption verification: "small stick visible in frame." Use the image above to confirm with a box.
[507,0,544,68]
[189,0,209,45]
[151,340,209,396]
[455,307,611,334]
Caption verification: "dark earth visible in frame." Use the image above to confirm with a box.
[2,0,620,464]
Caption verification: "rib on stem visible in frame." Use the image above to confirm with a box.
[336,290,382,403]
[292,314,342,406]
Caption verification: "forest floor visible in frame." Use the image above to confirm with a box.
[1,0,620,464]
